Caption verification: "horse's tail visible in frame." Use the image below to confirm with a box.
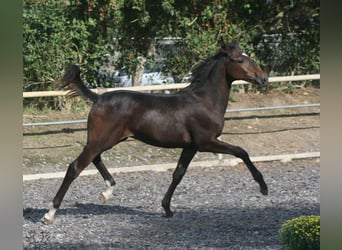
[58,64,98,103]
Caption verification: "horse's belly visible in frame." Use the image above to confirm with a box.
[132,127,192,148]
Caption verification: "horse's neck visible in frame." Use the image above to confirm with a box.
[201,61,231,115]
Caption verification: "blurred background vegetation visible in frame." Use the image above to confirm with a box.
[23,0,320,107]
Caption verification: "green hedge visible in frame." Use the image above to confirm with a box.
[279,215,320,250]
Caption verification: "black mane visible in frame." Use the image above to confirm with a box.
[186,52,226,90]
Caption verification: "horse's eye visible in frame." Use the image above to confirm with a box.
[237,59,244,64]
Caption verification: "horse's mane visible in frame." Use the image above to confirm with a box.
[185,52,226,91]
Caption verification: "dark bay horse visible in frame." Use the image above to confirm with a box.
[43,39,269,224]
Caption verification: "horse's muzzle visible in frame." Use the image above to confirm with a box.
[254,74,268,89]
[260,76,268,87]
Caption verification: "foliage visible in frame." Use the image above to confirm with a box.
[23,0,117,93]
[229,0,320,75]
[160,1,239,80]
[279,215,320,250]
[116,0,320,80]
[23,0,320,95]
[115,1,246,83]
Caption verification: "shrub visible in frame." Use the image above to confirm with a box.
[23,0,113,92]
[279,215,320,250]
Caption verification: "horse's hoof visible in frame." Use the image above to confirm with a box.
[163,211,174,218]
[260,187,268,195]
[43,207,56,224]
[43,213,54,224]
[100,193,107,204]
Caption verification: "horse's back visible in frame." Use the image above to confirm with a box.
[86,90,194,147]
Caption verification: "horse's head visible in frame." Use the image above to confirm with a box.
[219,39,268,88]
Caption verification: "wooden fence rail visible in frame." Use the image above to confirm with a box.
[23,74,320,98]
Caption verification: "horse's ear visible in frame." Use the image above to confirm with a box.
[227,39,242,58]
[218,37,229,55]
[230,39,240,49]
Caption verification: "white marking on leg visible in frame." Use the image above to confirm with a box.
[43,206,57,224]
[100,180,114,204]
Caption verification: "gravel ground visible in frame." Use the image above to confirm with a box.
[23,159,320,249]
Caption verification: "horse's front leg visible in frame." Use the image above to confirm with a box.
[162,148,197,217]
[199,139,268,195]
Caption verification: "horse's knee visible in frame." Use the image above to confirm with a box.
[172,166,186,181]
[65,161,82,180]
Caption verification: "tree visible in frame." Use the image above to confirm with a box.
[116,0,319,82]
[23,0,319,95]
[117,0,237,85]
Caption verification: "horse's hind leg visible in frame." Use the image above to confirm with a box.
[199,139,268,195]
[93,154,116,204]
[43,145,99,224]
[162,148,197,217]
